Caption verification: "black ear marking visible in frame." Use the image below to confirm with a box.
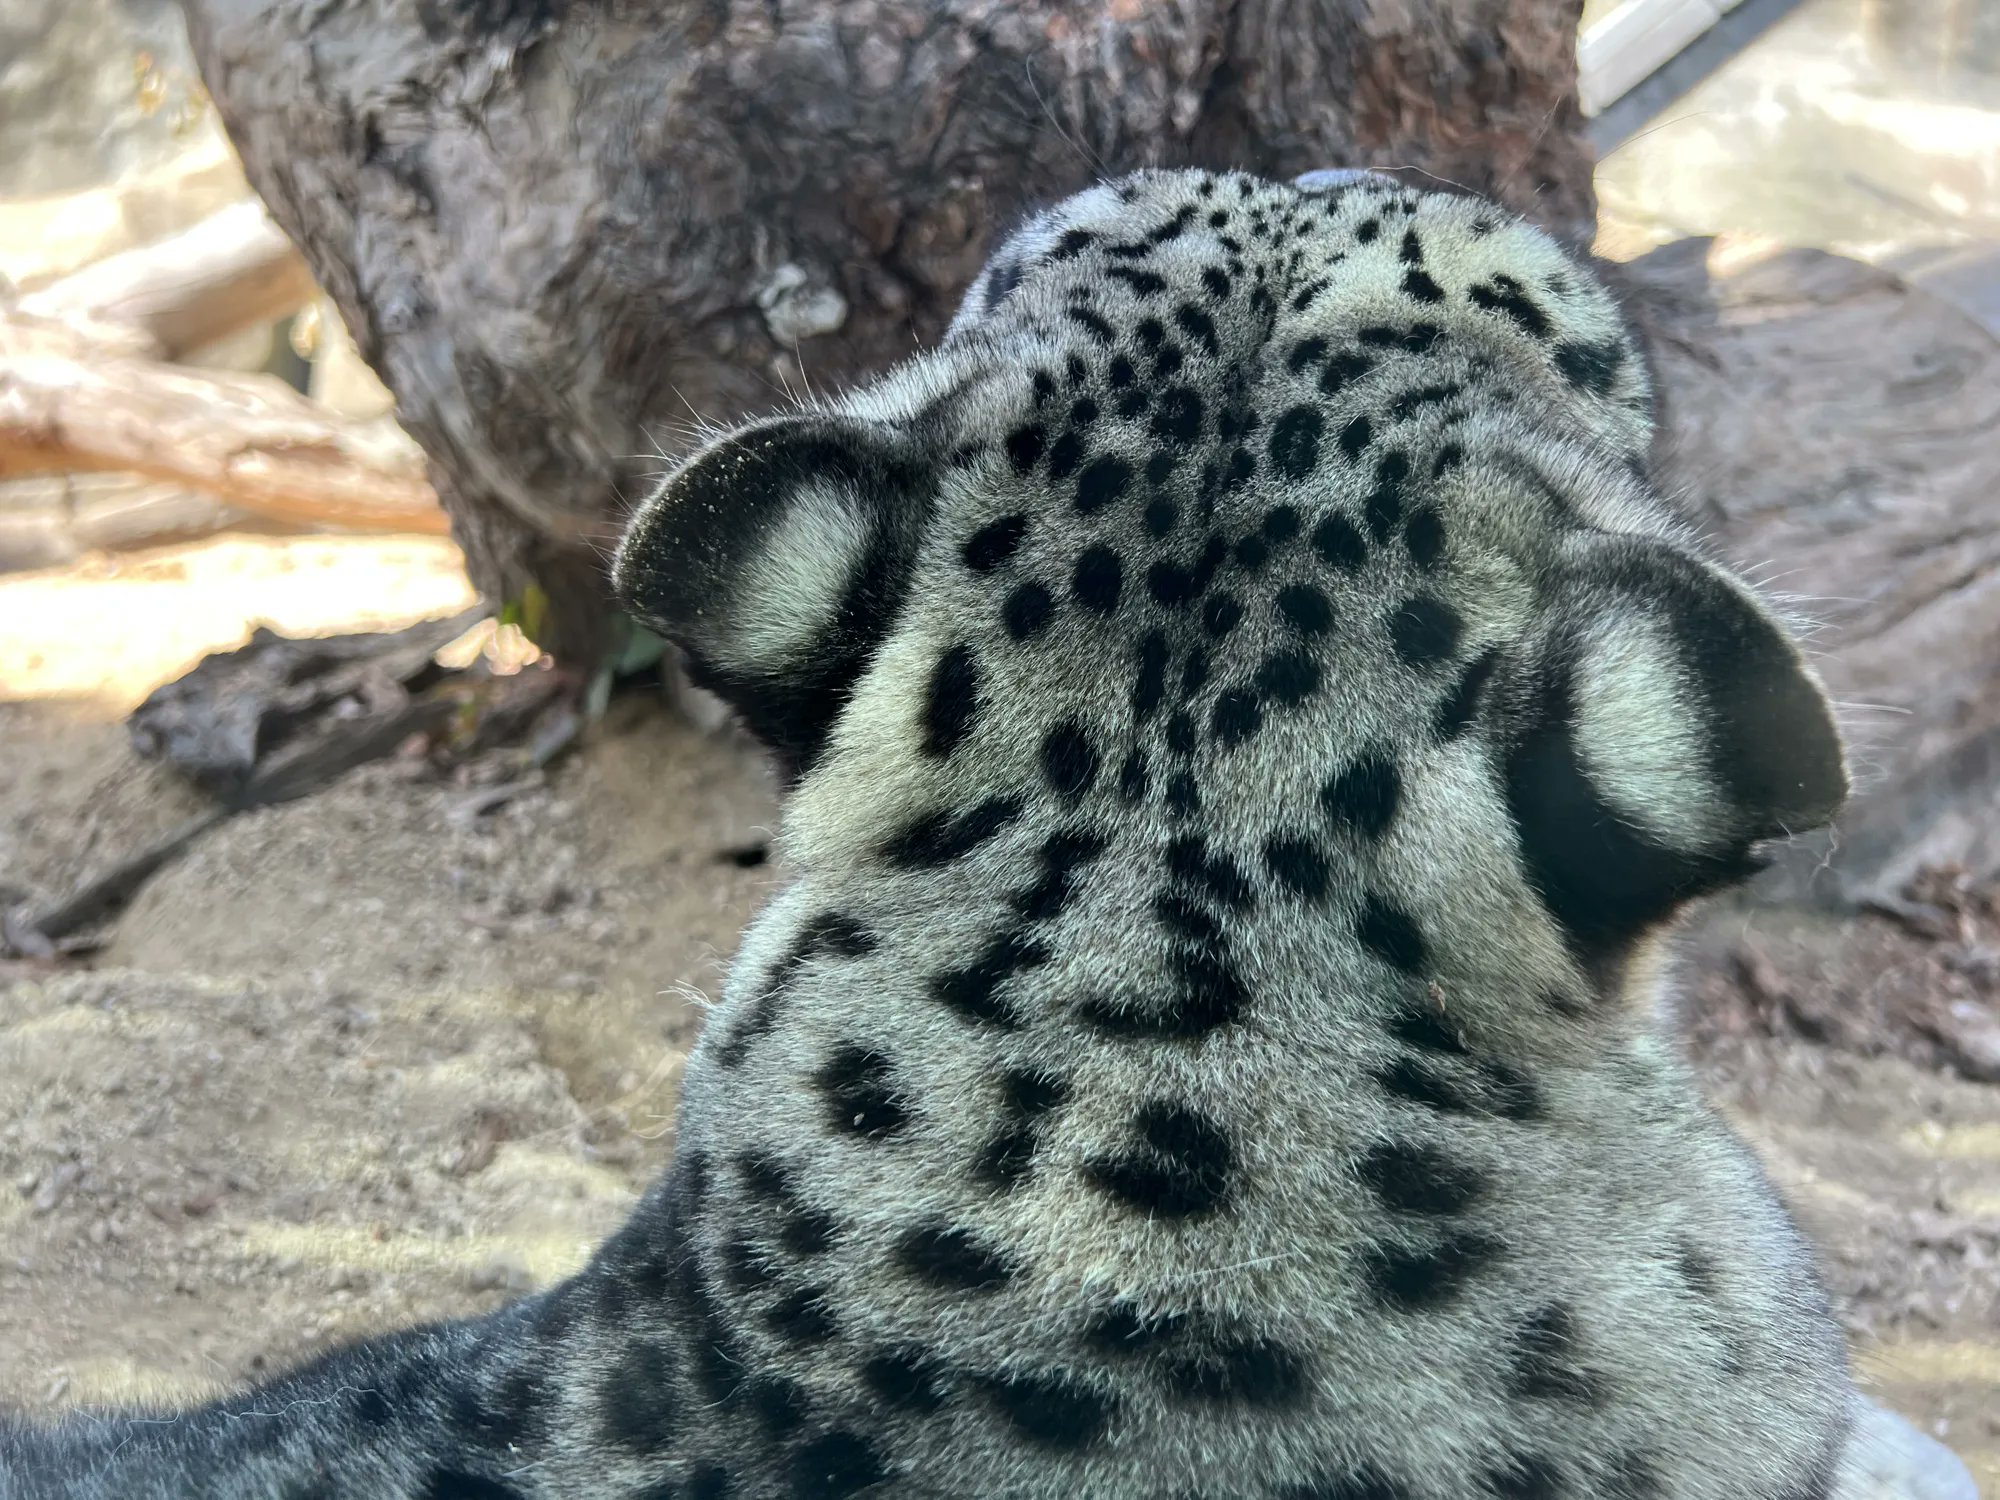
[1505,537,1846,969]
[613,415,933,776]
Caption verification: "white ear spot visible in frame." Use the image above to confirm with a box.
[1570,614,1733,848]
[714,480,873,675]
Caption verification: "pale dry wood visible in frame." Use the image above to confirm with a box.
[13,200,316,360]
[0,318,448,534]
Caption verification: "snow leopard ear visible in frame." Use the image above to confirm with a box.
[1504,534,1847,967]
[613,414,932,775]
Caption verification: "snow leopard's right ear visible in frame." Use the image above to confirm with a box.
[613,414,933,776]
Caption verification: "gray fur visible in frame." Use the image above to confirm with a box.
[2,169,1859,1500]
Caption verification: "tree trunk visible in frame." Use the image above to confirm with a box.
[176,0,1594,665]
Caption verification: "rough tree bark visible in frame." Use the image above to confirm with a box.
[176,0,1595,665]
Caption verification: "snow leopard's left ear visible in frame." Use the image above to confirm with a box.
[1503,531,1847,970]
[613,414,933,775]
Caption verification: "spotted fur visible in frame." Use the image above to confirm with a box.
[3,169,1861,1499]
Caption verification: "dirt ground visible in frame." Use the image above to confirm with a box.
[0,536,1996,1490]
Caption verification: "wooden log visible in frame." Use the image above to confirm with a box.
[0,319,448,534]
[13,200,316,361]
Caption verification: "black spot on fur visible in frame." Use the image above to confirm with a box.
[1264,836,1331,902]
[1389,382,1464,423]
[1119,748,1150,803]
[1108,266,1168,297]
[1278,1464,1409,1500]
[1552,339,1625,396]
[1276,584,1333,635]
[1470,276,1554,339]
[788,1431,887,1498]
[1005,425,1046,474]
[1134,630,1171,719]
[1433,441,1466,477]
[1391,596,1462,667]
[1377,1058,1470,1114]
[862,1346,950,1413]
[1288,337,1329,373]
[1338,415,1373,459]
[1320,351,1374,396]
[1359,1140,1485,1215]
[1357,896,1427,973]
[416,1474,526,1500]
[766,1285,839,1346]
[1402,269,1445,303]
[897,1224,1016,1291]
[1167,837,1255,910]
[1072,545,1124,614]
[922,644,981,757]
[1154,889,1222,944]
[1004,1068,1071,1117]
[1510,1304,1606,1404]
[1012,828,1109,922]
[1270,405,1324,479]
[1167,1340,1311,1409]
[1256,650,1320,707]
[721,1238,775,1294]
[816,1045,912,1139]
[1674,1240,1722,1299]
[755,1377,811,1437]
[1085,1302,1190,1353]
[962,513,1029,573]
[1152,387,1205,446]
[736,1151,837,1257]
[1263,506,1302,542]
[1176,302,1221,354]
[1484,1453,1565,1500]
[1313,514,1367,571]
[1167,710,1198,757]
[1605,1452,1667,1500]
[1404,508,1445,569]
[1068,307,1117,345]
[1048,430,1085,482]
[1003,582,1055,641]
[978,1371,1115,1451]
[593,1341,677,1454]
[1203,591,1244,638]
[1042,721,1101,799]
[931,928,1049,1028]
[975,1124,1038,1189]
[1365,1231,1499,1309]
[1211,688,1263,747]
[1166,770,1201,818]
[1076,455,1134,514]
[1322,752,1401,840]
[883,795,1025,869]
[1366,451,1410,542]
[1088,1100,1234,1218]
[1048,228,1097,261]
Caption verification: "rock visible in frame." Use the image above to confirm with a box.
[1840,1400,1981,1500]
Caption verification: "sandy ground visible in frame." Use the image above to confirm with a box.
[0,534,1995,1489]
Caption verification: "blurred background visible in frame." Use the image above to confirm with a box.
[2,0,1996,1487]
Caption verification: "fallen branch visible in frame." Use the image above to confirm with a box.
[0,322,450,534]
[13,200,316,360]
